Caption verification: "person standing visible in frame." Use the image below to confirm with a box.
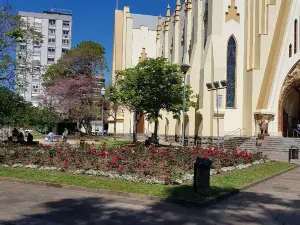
[62,128,68,143]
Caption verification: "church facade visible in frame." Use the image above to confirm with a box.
[111,0,300,139]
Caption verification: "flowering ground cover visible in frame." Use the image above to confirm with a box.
[0,162,294,201]
[0,143,268,185]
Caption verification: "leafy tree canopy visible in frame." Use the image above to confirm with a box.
[118,57,196,140]
[42,41,108,86]
[0,4,43,89]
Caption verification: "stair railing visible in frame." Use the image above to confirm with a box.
[222,128,246,149]
[293,129,300,138]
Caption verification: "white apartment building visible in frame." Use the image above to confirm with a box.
[17,9,72,106]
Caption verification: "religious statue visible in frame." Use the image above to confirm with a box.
[258,119,269,135]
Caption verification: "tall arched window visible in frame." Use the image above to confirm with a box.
[294,20,298,54]
[289,44,292,58]
[226,36,237,108]
[203,0,208,48]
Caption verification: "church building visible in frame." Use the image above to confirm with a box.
[111,0,300,139]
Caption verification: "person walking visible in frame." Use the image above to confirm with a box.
[62,128,68,143]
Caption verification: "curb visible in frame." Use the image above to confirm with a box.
[0,164,299,208]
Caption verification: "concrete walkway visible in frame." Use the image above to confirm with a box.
[0,167,300,225]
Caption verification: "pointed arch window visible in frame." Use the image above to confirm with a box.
[294,20,298,54]
[203,0,208,48]
[289,44,292,58]
[226,36,237,108]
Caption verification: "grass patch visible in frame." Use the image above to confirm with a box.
[0,162,294,201]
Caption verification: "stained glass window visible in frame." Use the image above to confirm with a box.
[294,20,298,54]
[203,0,208,48]
[226,36,236,108]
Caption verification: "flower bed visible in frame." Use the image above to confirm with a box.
[0,143,268,185]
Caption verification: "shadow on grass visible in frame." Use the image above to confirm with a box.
[1,180,300,225]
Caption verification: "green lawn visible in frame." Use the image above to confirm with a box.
[0,162,294,201]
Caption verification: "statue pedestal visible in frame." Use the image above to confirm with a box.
[254,110,275,136]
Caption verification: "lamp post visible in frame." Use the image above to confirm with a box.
[206,80,227,151]
[100,87,106,136]
[180,64,191,149]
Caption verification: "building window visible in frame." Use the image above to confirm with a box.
[48,47,55,53]
[295,20,298,54]
[289,44,292,58]
[63,30,69,35]
[19,45,26,50]
[48,38,55,43]
[62,48,69,54]
[63,21,70,26]
[49,19,56,25]
[32,85,39,92]
[62,39,69,45]
[47,58,55,63]
[49,29,55,34]
[203,0,208,48]
[226,36,237,108]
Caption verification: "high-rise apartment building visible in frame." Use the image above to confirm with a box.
[16,9,72,106]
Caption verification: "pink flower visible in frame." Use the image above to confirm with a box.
[18,154,22,158]
[169,155,175,159]
[56,149,61,153]
[119,165,125,170]
[111,158,117,164]
[148,162,152,166]
[25,146,30,151]
[164,177,169,181]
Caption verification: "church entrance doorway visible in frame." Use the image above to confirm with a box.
[278,61,300,137]
[282,87,300,137]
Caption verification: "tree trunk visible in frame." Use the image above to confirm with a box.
[153,112,159,142]
[132,112,138,143]
[113,110,117,141]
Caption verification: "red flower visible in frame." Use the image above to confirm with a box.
[203,155,209,159]
[18,154,22,158]
[64,159,69,165]
[25,146,30,151]
[225,157,230,161]
[164,177,169,181]
[39,143,43,147]
[184,149,189,153]
[111,158,117,164]
[46,145,51,150]
[152,148,158,154]
[119,165,125,170]
[56,149,61,153]
[148,162,152,166]
[169,155,175,159]
[148,154,153,159]
[167,170,171,174]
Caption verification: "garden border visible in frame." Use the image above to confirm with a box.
[0,163,298,208]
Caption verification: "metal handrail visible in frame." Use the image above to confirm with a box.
[222,128,246,149]
[293,129,300,138]
[223,128,246,139]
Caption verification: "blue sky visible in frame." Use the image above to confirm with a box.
[8,0,173,85]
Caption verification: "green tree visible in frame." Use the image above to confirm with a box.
[42,41,107,86]
[0,86,31,127]
[26,106,59,133]
[118,57,195,142]
[0,4,42,89]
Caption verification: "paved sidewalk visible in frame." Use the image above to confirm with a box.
[0,167,300,225]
